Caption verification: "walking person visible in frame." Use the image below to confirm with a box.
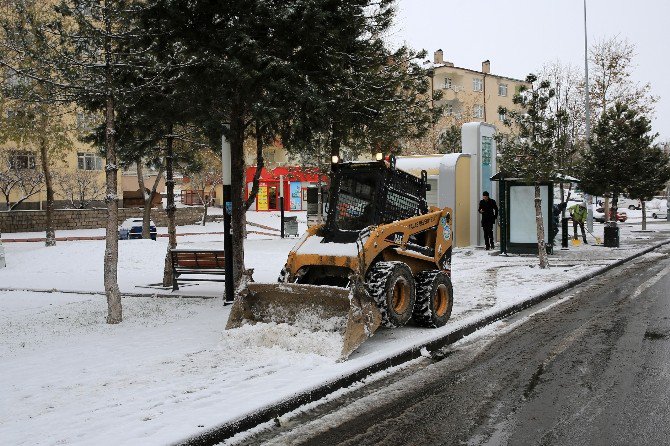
[478,191,498,250]
[568,202,588,244]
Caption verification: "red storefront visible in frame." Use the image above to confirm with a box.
[246,166,323,211]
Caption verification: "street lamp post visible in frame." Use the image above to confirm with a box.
[279,175,285,238]
[221,128,234,305]
[584,0,594,233]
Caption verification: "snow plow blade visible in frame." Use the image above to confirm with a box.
[226,283,383,360]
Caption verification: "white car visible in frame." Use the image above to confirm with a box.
[647,204,668,219]
[618,196,641,210]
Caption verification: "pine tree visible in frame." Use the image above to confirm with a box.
[498,74,562,268]
[625,144,670,230]
[142,0,433,293]
[579,102,656,219]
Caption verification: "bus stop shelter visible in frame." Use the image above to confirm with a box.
[492,172,555,255]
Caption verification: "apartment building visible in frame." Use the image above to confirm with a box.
[428,49,528,137]
[0,107,165,211]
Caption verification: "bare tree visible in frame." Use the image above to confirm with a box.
[538,61,585,210]
[186,158,222,226]
[587,36,658,121]
[135,160,164,237]
[52,169,105,209]
[0,147,43,210]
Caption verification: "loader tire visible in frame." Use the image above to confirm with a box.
[366,261,416,328]
[413,270,453,328]
[278,266,289,283]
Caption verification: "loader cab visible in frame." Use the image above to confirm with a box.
[323,159,430,243]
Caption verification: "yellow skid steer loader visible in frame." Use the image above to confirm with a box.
[227,157,454,359]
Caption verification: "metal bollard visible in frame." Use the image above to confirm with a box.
[561,217,569,249]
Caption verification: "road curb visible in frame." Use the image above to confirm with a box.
[0,287,216,299]
[176,238,670,446]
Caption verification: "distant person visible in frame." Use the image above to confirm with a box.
[568,202,588,244]
[551,202,567,246]
[478,191,498,250]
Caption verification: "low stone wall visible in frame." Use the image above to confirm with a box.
[0,207,208,233]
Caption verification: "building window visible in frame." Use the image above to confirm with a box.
[498,111,506,122]
[444,77,452,89]
[473,105,484,119]
[473,77,483,92]
[498,83,508,97]
[76,112,96,131]
[78,152,103,170]
[9,151,36,169]
[444,104,454,115]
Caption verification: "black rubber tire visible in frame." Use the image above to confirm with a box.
[277,266,290,283]
[628,205,636,210]
[366,261,416,328]
[413,270,453,328]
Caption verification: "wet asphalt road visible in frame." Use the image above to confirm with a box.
[234,246,670,446]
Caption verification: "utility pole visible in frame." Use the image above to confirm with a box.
[584,0,594,232]
[222,128,234,305]
[279,175,285,238]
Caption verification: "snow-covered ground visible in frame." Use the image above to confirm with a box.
[1,212,669,445]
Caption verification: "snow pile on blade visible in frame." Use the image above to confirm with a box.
[226,282,382,360]
[219,322,345,358]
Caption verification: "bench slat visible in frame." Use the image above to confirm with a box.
[170,249,226,290]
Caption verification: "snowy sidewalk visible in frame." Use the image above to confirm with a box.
[1,219,669,445]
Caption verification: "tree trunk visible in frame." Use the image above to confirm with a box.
[162,130,177,287]
[244,123,264,211]
[202,202,208,226]
[534,184,549,269]
[38,114,55,247]
[611,192,619,222]
[604,196,610,223]
[316,144,325,225]
[104,93,122,324]
[142,164,164,237]
[135,161,151,239]
[641,199,647,231]
[230,106,247,291]
[330,123,341,166]
[103,13,121,323]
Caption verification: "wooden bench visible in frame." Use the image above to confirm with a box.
[170,249,226,291]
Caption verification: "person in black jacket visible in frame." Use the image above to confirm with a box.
[478,191,498,250]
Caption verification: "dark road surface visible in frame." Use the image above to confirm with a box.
[233,246,670,446]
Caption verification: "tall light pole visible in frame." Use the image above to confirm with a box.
[222,127,234,305]
[583,0,594,232]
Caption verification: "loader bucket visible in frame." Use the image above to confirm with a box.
[226,282,382,360]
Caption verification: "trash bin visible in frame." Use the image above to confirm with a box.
[283,216,299,237]
[603,222,619,248]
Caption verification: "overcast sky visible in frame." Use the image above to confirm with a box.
[389,0,670,141]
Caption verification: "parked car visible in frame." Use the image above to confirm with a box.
[593,207,627,223]
[647,203,668,219]
[617,196,641,210]
[118,218,157,240]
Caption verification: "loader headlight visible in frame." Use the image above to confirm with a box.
[331,155,340,164]
[375,152,383,161]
